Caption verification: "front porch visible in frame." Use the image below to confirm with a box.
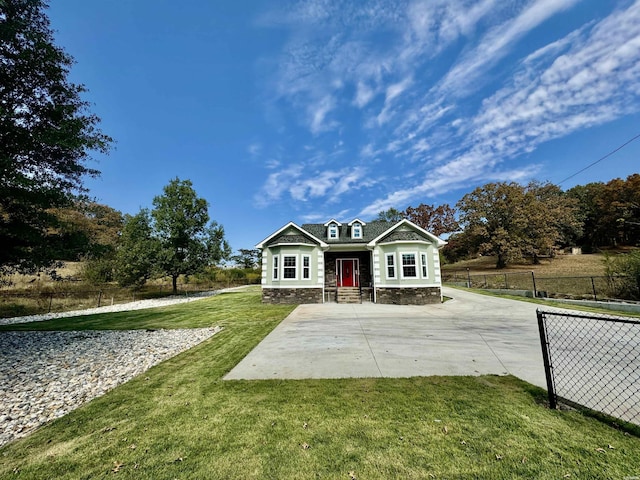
[324,251,372,303]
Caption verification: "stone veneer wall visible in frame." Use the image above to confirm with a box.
[262,288,323,304]
[375,287,441,305]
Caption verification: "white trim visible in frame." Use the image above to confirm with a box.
[302,254,311,280]
[256,221,328,248]
[282,254,298,280]
[323,218,343,227]
[267,242,317,248]
[375,284,438,288]
[347,218,367,226]
[263,285,323,289]
[385,252,397,280]
[328,224,339,239]
[367,219,447,248]
[375,240,433,246]
[351,222,363,239]
[400,252,418,279]
[420,252,428,279]
[272,255,279,281]
[336,257,359,287]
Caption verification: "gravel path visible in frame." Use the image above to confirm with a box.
[0,287,248,447]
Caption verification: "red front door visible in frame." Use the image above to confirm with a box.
[339,259,358,287]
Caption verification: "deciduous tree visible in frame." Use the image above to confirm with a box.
[457,181,580,268]
[0,0,112,276]
[231,249,261,269]
[375,208,404,222]
[113,210,160,289]
[152,178,231,293]
[404,203,459,237]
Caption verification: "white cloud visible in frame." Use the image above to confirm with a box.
[247,142,262,156]
[437,0,582,98]
[309,95,338,134]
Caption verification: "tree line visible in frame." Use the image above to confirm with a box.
[377,175,640,269]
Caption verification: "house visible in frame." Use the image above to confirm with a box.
[256,218,447,304]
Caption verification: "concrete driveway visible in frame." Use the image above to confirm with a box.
[225,287,548,387]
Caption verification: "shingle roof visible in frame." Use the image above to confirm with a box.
[265,234,316,246]
[301,221,394,244]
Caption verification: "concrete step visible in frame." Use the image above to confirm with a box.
[336,288,361,304]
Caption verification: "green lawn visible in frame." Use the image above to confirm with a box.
[1,289,639,479]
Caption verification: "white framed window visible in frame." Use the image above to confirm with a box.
[283,255,297,279]
[302,255,310,279]
[352,223,362,239]
[272,255,279,280]
[421,253,428,278]
[401,253,417,278]
[328,224,338,239]
[385,253,396,279]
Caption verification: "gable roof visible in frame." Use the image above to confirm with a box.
[367,219,447,248]
[255,222,328,249]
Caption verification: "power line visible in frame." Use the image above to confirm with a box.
[558,131,640,185]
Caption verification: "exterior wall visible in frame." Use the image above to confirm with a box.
[372,243,441,288]
[262,287,323,304]
[261,244,323,288]
[376,286,442,305]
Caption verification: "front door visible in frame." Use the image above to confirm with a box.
[337,259,358,287]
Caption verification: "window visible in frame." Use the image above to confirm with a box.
[302,255,310,279]
[421,253,428,278]
[272,255,279,280]
[328,224,338,239]
[402,253,417,278]
[352,223,362,239]
[386,253,396,279]
[283,255,297,279]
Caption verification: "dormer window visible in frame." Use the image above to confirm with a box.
[348,218,366,240]
[324,219,342,240]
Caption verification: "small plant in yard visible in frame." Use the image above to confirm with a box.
[1,290,639,478]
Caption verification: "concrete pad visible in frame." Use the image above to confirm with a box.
[225,287,547,387]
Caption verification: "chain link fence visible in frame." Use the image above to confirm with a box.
[537,309,640,427]
[443,271,631,301]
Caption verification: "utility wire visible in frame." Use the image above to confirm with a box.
[558,131,640,185]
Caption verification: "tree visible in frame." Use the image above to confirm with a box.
[457,181,580,268]
[49,200,123,260]
[404,203,459,237]
[231,249,261,269]
[113,210,160,289]
[375,208,405,222]
[0,0,113,276]
[152,178,231,293]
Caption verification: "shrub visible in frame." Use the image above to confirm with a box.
[604,250,640,300]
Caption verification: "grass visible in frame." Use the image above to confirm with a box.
[2,290,640,478]
[442,253,608,277]
[441,254,632,299]
[0,262,259,318]
[446,285,640,318]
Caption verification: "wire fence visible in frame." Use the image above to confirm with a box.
[0,279,257,319]
[537,309,640,428]
[442,271,632,301]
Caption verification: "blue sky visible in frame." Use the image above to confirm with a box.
[47,0,640,252]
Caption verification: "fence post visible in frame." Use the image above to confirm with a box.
[504,273,509,289]
[48,294,53,313]
[531,271,537,298]
[591,277,597,301]
[466,268,471,288]
[97,290,102,308]
[536,310,557,409]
